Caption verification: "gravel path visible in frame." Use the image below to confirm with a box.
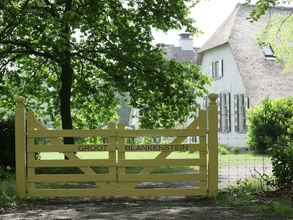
[0,198,280,220]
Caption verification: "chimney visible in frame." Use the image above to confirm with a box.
[179,33,193,51]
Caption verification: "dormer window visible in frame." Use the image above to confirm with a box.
[261,44,276,60]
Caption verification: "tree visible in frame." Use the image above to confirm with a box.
[247,0,283,21]
[0,1,209,143]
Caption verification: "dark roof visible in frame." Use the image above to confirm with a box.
[198,4,293,105]
[164,46,198,63]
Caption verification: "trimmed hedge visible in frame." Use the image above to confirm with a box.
[248,97,293,154]
[0,119,15,168]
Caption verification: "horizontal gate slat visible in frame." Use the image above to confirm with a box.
[27,129,116,138]
[27,188,206,197]
[118,159,202,167]
[28,160,115,168]
[119,174,203,182]
[27,128,205,138]
[27,144,112,152]
[120,144,204,152]
[118,129,205,137]
[27,174,115,182]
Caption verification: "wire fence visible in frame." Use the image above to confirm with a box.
[218,153,272,188]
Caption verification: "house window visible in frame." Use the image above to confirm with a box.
[212,60,224,79]
[218,92,231,133]
[234,94,250,132]
[189,136,198,143]
[261,44,276,60]
[153,137,161,144]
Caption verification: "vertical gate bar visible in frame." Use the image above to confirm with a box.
[117,124,125,184]
[107,123,117,185]
[208,94,219,197]
[198,110,207,193]
[26,112,36,195]
[15,96,27,199]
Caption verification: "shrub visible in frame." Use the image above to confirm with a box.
[248,97,293,154]
[232,147,242,154]
[0,118,15,168]
[0,167,16,208]
[271,138,293,187]
[219,144,231,155]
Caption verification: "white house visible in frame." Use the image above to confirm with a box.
[198,4,293,148]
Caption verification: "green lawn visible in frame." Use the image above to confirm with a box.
[219,153,271,167]
[40,151,271,169]
[40,151,200,160]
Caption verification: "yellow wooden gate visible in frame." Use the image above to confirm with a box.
[15,95,218,199]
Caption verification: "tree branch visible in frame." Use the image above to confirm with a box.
[0,39,56,60]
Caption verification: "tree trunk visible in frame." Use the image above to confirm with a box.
[60,0,74,145]
[60,61,74,144]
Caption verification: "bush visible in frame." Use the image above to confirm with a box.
[0,167,16,208]
[271,131,293,187]
[219,144,231,155]
[248,97,293,154]
[0,118,15,168]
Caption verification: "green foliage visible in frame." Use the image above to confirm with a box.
[218,144,231,155]
[0,0,209,129]
[217,176,293,218]
[217,179,262,207]
[257,13,293,71]
[271,140,293,186]
[246,0,281,21]
[248,97,293,186]
[247,0,293,70]
[232,147,242,154]
[247,97,293,154]
[0,167,16,208]
[266,199,293,217]
[0,118,15,168]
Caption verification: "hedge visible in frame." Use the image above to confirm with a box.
[0,119,15,168]
[248,97,293,154]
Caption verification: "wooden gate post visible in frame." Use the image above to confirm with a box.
[208,94,218,197]
[15,96,27,198]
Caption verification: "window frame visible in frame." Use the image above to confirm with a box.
[261,44,276,60]
[211,59,224,80]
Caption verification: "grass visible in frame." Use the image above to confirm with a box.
[216,177,293,219]
[219,153,271,167]
[40,151,271,169]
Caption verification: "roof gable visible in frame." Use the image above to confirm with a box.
[199,4,293,104]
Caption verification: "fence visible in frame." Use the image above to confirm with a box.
[219,153,272,188]
[15,95,218,199]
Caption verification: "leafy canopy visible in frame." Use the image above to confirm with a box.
[0,0,210,129]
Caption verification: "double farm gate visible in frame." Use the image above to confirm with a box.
[15,95,218,199]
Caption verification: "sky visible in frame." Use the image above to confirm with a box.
[152,0,293,48]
